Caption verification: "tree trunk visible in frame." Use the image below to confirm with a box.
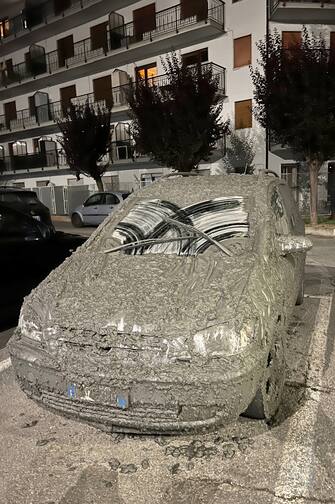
[95,176,104,192]
[308,159,321,227]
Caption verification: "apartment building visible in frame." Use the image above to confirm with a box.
[0,0,334,203]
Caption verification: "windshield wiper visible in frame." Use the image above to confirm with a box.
[162,216,232,257]
[104,235,194,254]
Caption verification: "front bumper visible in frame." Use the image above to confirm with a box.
[9,335,264,434]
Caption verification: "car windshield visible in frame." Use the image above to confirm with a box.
[107,197,250,257]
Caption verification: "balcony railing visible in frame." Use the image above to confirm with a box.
[0,0,98,42]
[270,0,335,21]
[0,149,66,172]
[0,1,225,88]
[0,62,226,135]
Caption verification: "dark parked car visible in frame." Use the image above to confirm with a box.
[9,174,312,433]
[71,191,130,227]
[0,186,55,236]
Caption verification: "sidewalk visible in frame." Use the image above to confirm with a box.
[305,225,335,237]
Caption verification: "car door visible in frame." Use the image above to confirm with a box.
[81,193,104,225]
[95,193,121,224]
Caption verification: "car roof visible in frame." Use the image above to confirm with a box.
[0,186,36,193]
[133,174,283,208]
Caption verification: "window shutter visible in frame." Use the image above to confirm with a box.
[234,35,252,68]
[282,31,301,49]
[235,99,252,129]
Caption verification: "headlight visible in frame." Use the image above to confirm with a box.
[192,320,258,358]
[18,296,55,343]
[18,312,43,342]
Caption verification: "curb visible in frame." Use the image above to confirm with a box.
[52,215,71,223]
[305,226,335,238]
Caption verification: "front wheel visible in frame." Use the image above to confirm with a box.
[71,213,83,228]
[244,331,285,421]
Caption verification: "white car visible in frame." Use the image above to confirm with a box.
[71,191,130,227]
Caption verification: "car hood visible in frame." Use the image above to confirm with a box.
[34,252,256,340]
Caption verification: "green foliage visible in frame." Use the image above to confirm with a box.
[127,53,228,172]
[223,131,255,174]
[251,28,335,164]
[57,101,112,188]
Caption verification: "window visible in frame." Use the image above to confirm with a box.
[10,141,27,157]
[140,173,163,187]
[234,35,252,68]
[4,101,17,129]
[181,0,208,21]
[54,0,71,16]
[235,99,252,129]
[271,188,290,235]
[182,48,208,66]
[136,63,157,84]
[133,4,156,40]
[282,31,301,49]
[90,22,108,52]
[0,18,9,38]
[60,85,76,114]
[93,75,112,107]
[36,180,50,187]
[57,35,74,67]
[104,193,120,205]
[84,194,104,206]
[67,178,83,186]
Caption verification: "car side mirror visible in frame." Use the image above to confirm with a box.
[276,235,313,256]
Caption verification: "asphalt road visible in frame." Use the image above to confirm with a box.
[53,220,96,237]
[0,237,334,504]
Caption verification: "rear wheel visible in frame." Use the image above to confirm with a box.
[71,213,83,228]
[244,331,285,421]
[296,279,304,305]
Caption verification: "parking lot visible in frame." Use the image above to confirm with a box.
[0,238,334,504]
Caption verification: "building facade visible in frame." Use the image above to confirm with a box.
[0,0,334,211]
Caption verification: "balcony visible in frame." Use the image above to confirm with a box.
[0,0,140,56]
[0,62,226,139]
[270,0,335,23]
[0,1,225,98]
[0,150,66,173]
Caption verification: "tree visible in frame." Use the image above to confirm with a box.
[57,101,112,192]
[251,28,335,225]
[223,131,255,174]
[127,53,228,173]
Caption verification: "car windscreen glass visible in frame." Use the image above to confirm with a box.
[122,193,130,200]
[111,197,250,256]
[17,191,39,205]
[0,192,38,205]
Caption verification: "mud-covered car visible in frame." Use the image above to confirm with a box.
[9,174,312,433]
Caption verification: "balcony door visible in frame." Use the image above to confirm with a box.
[60,84,76,115]
[136,63,157,85]
[133,3,156,41]
[57,35,74,68]
[91,21,108,52]
[181,0,208,21]
[4,101,17,129]
[182,48,208,66]
[93,75,112,108]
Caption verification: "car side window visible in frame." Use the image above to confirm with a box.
[84,194,103,206]
[271,188,290,235]
[104,193,120,205]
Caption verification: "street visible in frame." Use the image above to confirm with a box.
[0,237,334,504]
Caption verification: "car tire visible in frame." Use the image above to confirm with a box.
[244,331,286,421]
[296,279,304,306]
[71,213,83,228]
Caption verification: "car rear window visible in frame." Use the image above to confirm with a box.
[0,191,38,205]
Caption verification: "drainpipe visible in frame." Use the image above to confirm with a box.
[265,0,270,172]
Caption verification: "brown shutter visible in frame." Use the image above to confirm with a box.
[282,31,301,49]
[4,101,17,129]
[133,4,156,40]
[60,85,76,114]
[234,35,252,68]
[181,0,208,21]
[235,99,252,129]
[93,75,112,108]
[54,0,71,16]
[28,96,36,116]
[90,22,108,51]
[57,35,74,67]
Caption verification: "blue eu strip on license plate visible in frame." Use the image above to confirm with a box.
[116,394,128,409]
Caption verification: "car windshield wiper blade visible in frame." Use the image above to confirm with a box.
[162,216,233,257]
[103,235,194,254]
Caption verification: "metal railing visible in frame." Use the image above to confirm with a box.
[0,1,225,88]
[270,0,335,13]
[0,150,64,173]
[0,62,226,135]
[0,0,99,42]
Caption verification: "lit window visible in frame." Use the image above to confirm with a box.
[0,18,9,38]
[136,64,157,85]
